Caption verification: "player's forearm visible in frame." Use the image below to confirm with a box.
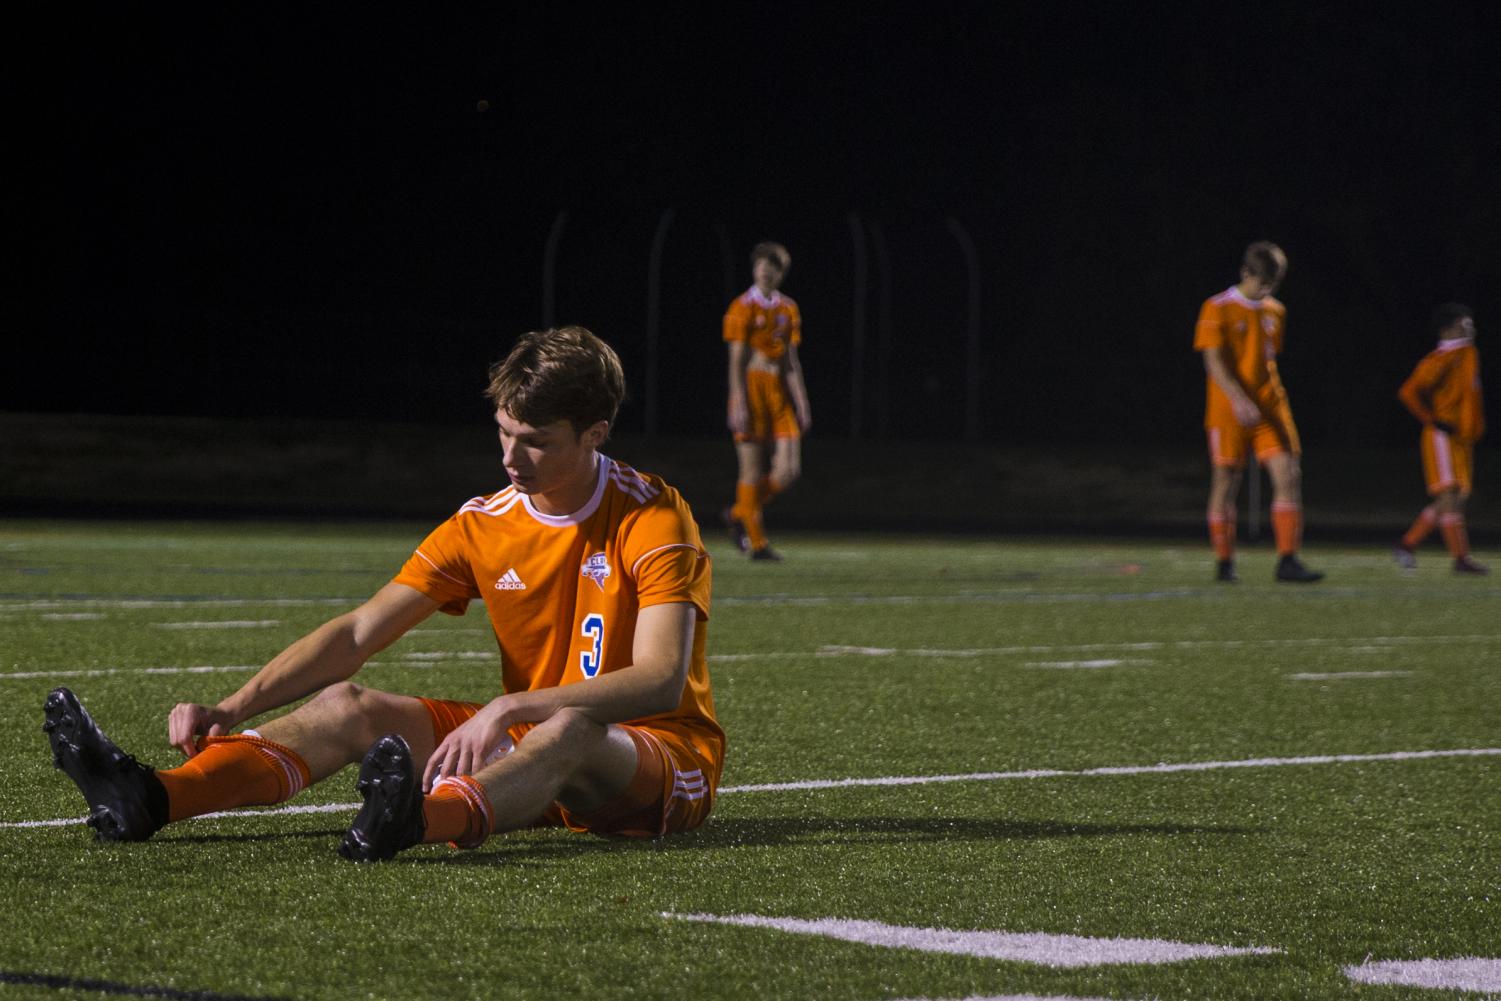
[217,617,368,725]
[498,662,688,728]
[1396,384,1434,425]
[727,343,749,397]
[1202,351,1255,409]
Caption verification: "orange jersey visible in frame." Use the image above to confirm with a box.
[1398,339,1485,443]
[392,456,723,765]
[1194,286,1289,425]
[723,286,801,360]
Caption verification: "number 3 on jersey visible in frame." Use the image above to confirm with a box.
[579,614,605,678]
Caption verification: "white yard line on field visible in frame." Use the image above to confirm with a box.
[152,620,282,630]
[720,748,1501,794]
[1344,957,1501,992]
[0,659,457,682]
[5,747,1497,830]
[1287,671,1414,681]
[812,634,1498,660]
[1023,659,1152,669]
[0,598,357,611]
[661,912,1279,967]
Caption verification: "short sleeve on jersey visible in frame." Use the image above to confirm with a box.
[788,301,803,347]
[722,300,749,343]
[632,545,711,617]
[1192,299,1222,351]
[391,517,481,616]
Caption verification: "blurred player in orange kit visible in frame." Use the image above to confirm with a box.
[722,241,811,561]
[1195,241,1324,583]
[44,326,724,860]
[1393,302,1487,574]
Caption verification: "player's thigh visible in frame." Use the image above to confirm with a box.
[1421,429,1468,495]
[1255,406,1301,458]
[550,719,640,815]
[1206,425,1248,471]
[557,723,719,837]
[771,434,801,482]
[735,439,768,483]
[261,685,443,762]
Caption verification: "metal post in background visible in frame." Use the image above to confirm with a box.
[847,211,868,439]
[947,217,981,442]
[866,219,893,438]
[644,207,676,437]
[542,210,567,329]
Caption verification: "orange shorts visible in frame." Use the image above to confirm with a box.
[1421,427,1472,496]
[734,368,800,443]
[418,698,719,838]
[1206,410,1300,469]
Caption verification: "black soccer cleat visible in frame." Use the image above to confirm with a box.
[1275,554,1325,583]
[1215,558,1239,583]
[1453,555,1490,576]
[42,688,168,842]
[339,733,425,863]
[749,545,783,562]
[721,506,750,554]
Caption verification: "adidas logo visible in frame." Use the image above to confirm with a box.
[494,568,526,591]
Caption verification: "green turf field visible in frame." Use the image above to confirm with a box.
[2,522,1497,1001]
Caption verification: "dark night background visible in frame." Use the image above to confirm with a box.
[14,4,1500,453]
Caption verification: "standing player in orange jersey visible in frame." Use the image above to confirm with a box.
[722,240,811,562]
[43,326,725,860]
[1195,240,1324,583]
[1393,303,1487,574]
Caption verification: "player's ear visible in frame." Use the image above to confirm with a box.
[581,420,609,449]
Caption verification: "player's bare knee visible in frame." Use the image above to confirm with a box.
[541,708,607,746]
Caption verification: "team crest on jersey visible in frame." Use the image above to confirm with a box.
[581,552,611,591]
[1234,321,1247,334]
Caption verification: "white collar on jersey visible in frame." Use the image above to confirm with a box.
[1437,336,1474,352]
[1224,285,1272,309]
[746,285,783,308]
[522,454,610,527]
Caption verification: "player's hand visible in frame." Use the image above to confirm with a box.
[421,700,514,792]
[795,402,812,434]
[168,703,235,758]
[1432,420,1457,436]
[1232,396,1262,428]
[727,398,749,436]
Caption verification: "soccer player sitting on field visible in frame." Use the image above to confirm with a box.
[1195,240,1324,584]
[43,326,724,860]
[1393,303,1488,575]
[722,241,811,562]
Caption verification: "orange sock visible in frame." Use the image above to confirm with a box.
[1271,500,1302,556]
[1207,509,1235,561]
[756,475,783,505]
[736,481,768,551]
[424,776,494,848]
[1403,506,1438,549]
[156,734,311,823]
[1438,513,1470,559]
